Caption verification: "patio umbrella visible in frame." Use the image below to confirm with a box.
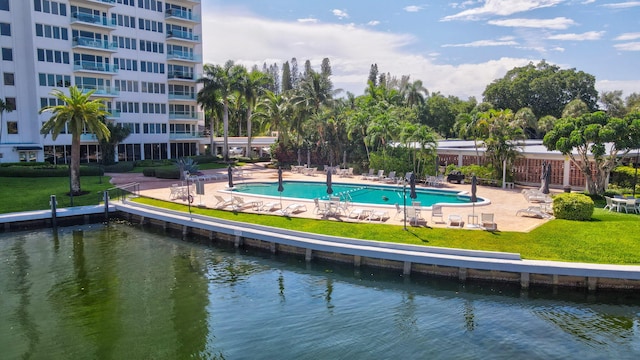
[227,165,234,189]
[326,169,333,195]
[277,167,284,206]
[541,162,551,194]
[470,175,478,219]
[409,172,417,200]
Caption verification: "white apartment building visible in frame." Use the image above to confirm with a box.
[0,0,203,164]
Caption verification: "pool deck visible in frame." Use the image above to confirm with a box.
[108,162,553,233]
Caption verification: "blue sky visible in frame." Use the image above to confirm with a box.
[201,0,640,100]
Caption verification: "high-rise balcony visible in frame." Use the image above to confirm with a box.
[80,86,120,97]
[70,12,116,30]
[166,29,200,42]
[74,0,116,7]
[169,132,205,140]
[72,36,117,52]
[106,110,121,118]
[165,9,200,23]
[167,50,201,63]
[168,92,196,100]
[169,111,203,120]
[74,60,118,74]
[167,71,196,81]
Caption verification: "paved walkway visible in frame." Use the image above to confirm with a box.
[107,163,554,232]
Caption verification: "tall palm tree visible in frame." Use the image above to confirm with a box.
[197,82,224,156]
[198,61,244,162]
[0,98,14,143]
[40,86,110,195]
[238,68,271,158]
[403,79,429,108]
[254,91,292,146]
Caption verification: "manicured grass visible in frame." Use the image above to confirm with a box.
[0,176,113,213]
[132,197,640,265]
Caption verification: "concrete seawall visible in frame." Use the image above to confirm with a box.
[2,201,640,291]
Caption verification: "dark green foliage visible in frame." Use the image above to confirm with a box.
[154,168,181,179]
[0,165,103,177]
[134,159,173,167]
[103,162,135,173]
[610,165,640,189]
[552,193,594,221]
[0,162,52,167]
[142,168,156,177]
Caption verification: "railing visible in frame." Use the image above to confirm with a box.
[168,92,195,100]
[167,51,200,62]
[108,182,140,202]
[106,110,120,118]
[167,71,195,80]
[79,0,116,6]
[168,111,203,120]
[165,9,200,22]
[80,86,119,96]
[80,133,98,141]
[74,60,118,73]
[166,29,199,41]
[70,12,116,28]
[169,132,206,139]
[73,36,117,51]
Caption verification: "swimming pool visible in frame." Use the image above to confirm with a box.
[231,180,484,207]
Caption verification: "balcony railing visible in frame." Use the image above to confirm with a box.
[73,36,117,51]
[169,132,205,140]
[106,110,120,118]
[166,29,199,42]
[169,111,203,120]
[165,9,200,22]
[74,60,118,73]
[77,0,116,6]
[167,71,195,80]
[70,12,116,28]
[80,133,98,141]
[80,86,119,96]
[168,92,196,100]
[167,51,201,62]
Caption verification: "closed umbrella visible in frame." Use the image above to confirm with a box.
[542,162,551,194]
[470,175,478,226]
[227,165,234,189]
[277,167,284,206]
[326,169,333,195]
[297,148,301,166]
[409,173,417,200]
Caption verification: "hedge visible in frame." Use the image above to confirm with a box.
[552,193,594,221]
[0,165,103,177]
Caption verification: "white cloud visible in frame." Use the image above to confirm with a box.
[200,9,534,98]
[443,39,519,47]
[298,18,318,23]
[597,79,640,95]
[614,32,640,41]
[442,0,565,21]
[614,42,640,51]
[547,31,605,40]
[488,17,576,29]
[602,1,640,9]
[367,20,380,26]
[332,9,349,19]
[403,5,423,12]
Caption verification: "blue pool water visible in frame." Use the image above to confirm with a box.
[232,180,479,207]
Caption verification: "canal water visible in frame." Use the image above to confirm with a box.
[1,223,640,359]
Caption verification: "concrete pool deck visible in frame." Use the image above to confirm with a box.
[108,162,553,233]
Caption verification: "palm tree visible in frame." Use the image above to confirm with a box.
[99,123,131,166]
[198,61,244,162]
[40,86,110,195]
[197,82,224,156]
[0,98,14,143]
[403,79,429,108]
[238,68,271,158]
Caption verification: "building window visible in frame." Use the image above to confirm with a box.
[0,22,10,36]
[3,72,14,86]
[7,121,17,134]
[5,97,16,110]
[19,151,37,162]
[0,0,9,11]
[1,47,12,61]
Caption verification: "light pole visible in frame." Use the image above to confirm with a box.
[633,149,639,197]
[403,177,407,231]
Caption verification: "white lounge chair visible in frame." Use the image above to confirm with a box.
[347,208,370,221]
[406,207,424,226]
[481,213,497,231]
[361,169,375,180]
[447,214,464,228]
[275,203,308,216]
[431,205,445,224]
[213,195,234,209]
[368,209,389,222]
[231,196,249,210]
[516,206,552,219]
[260,201,282,212]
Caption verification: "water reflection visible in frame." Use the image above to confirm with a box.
[0,224,639,359]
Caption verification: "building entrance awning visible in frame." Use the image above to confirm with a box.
[16,146,43,151]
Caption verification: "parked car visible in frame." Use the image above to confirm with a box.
[229,147,244,156]
[446,171,465,184]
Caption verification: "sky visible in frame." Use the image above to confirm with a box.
[201,0,640,101]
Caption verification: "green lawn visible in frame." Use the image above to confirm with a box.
[1,176,639,265]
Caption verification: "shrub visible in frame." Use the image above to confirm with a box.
[154,168,181,179]
[552,193,594,221]
[103,162,135,173]
[0,165,103,177]
[142,168,156,177]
